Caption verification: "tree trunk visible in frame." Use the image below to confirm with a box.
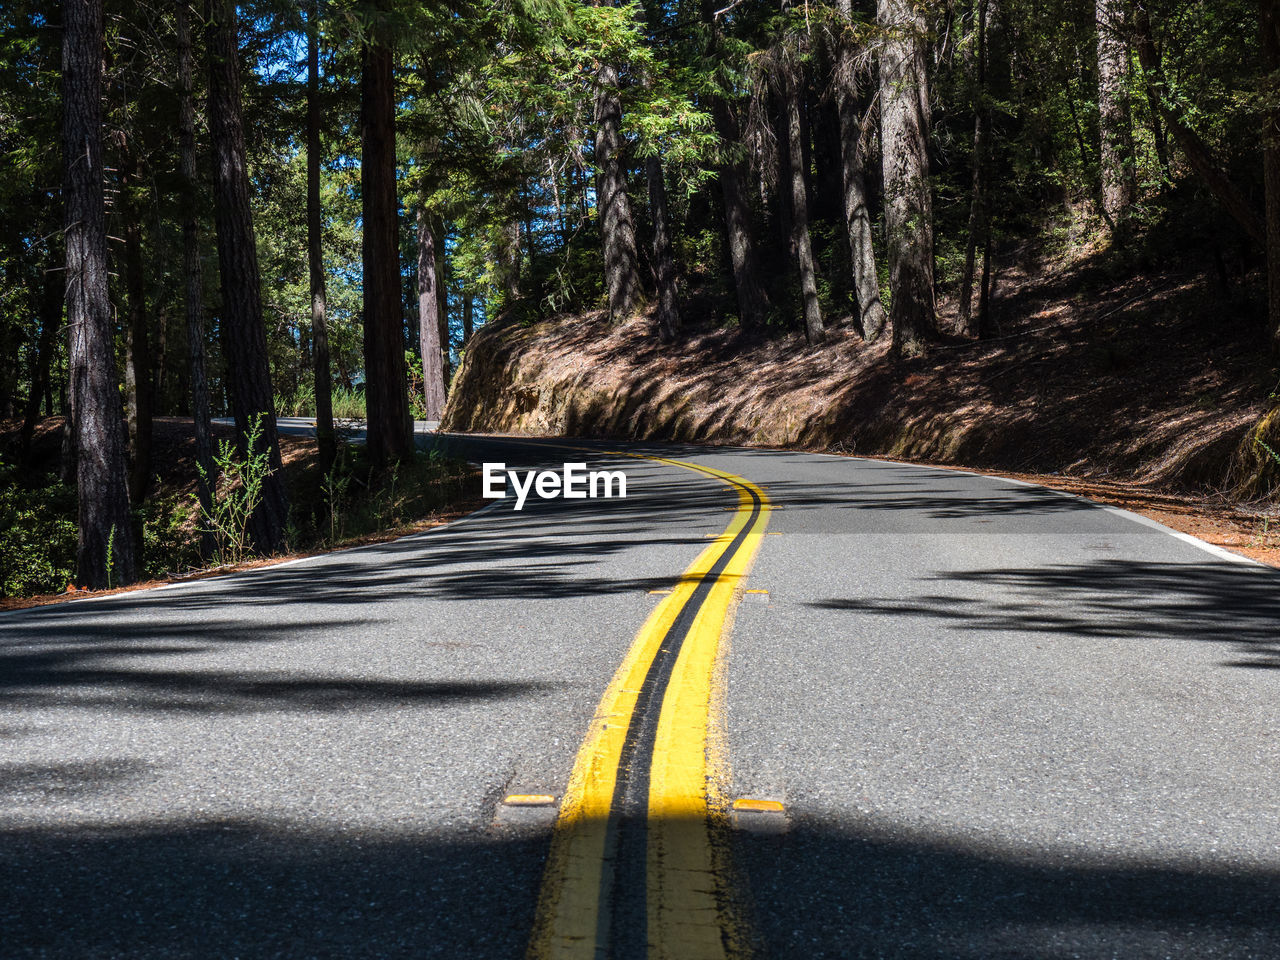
[416,206,447,419]
[360,22,413,466]
[499,217,521,304]
[154,304,169,405]
[207,0,289,553]
[463,294,474,344]
[121,151,152,506]
[1096,0,1136,219]
[782,59,824,343]
[712,101,768,329]
[177,0,214,556]
[1134,3,1265,245]
[593,60,642,321]
[63,0,137,588]
[307,0,336,475]
[646,155,681,340]
[21,260,62,456]
[834,0,887,340]
[1262,0,1280,349]
[959,0,992,337]
[878,0,937,355]
[437,220,451,377]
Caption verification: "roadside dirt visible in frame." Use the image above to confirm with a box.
[442,227,1280,567]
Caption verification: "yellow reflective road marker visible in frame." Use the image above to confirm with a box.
[527,455,770,960]
[731,798,784,814]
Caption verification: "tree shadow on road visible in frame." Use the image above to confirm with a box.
[2,812,1279,958]
[810,557,1280,668]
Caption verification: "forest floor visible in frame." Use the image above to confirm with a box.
[0,417,483,609]
[443,219,1280,568]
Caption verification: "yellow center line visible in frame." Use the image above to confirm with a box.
[526,452,770,960]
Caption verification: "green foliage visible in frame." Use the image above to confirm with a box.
[0,459,77,598]
[141,495,202,580]
[289,440,474,548]
[195,414,276,564]
[276,385,367,421]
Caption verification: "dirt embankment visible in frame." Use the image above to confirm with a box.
[442,240,1280,558]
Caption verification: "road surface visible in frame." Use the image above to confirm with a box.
[3,436,1279,958]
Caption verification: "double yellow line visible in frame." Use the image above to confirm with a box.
[527,454,770,960]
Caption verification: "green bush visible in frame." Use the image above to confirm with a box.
[195,413,276,564]
[274,383,367,421]
[0,460,77,597]
[141,495,201,579]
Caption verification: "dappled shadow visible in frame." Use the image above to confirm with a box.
[738,819,1280,958]
[811,557,1280,667]
[0,759,152,802]
[440,223,1273,491]
[1,813,1278,958]
[0,615,565,714]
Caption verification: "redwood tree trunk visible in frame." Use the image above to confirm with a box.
[416,206,447,419]
[360,26,413,466]
[593,60,642,321]
[834,0,887,340]
[714,100,768,329]
[1096,0,1136,220]
[207,0,289,553]
[959,0,993,337]
[1263,0,1280,349]
[63,0,137,588]
[307,0,336,474]
[782,60,824,343]
[646,155,681,340]
[878,0,937,355]
[121,151,152,506]
[177,0,213,554]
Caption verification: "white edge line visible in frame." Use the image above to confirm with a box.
[1097,505,1264,566]
[803,450,1267,568]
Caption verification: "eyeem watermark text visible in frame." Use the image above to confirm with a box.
[482,462,628,510]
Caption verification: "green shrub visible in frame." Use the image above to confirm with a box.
[0,460,78,597]
[274,383,366,421]
[331,387,366,421]
[195,413,276,564]
[141,495,201,579]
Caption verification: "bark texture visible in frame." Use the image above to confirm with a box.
[360,27,413,465]
[593,60,642,321]
[1096,0,1136,219]
[714,99,768,328]
[307,1,336,474]
[646,155,681,340]
[878,0,937,354]
[207,0,289,552]
[63,0,138,587]
[416,207,448,419]
[834,0,887,340]
[121,151,152,506]
[1263,0,1280,349]
[782,57,824,343]
[177,0,213,553]
[959,0,994,337]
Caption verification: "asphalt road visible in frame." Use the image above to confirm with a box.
[3,435,1279,959]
